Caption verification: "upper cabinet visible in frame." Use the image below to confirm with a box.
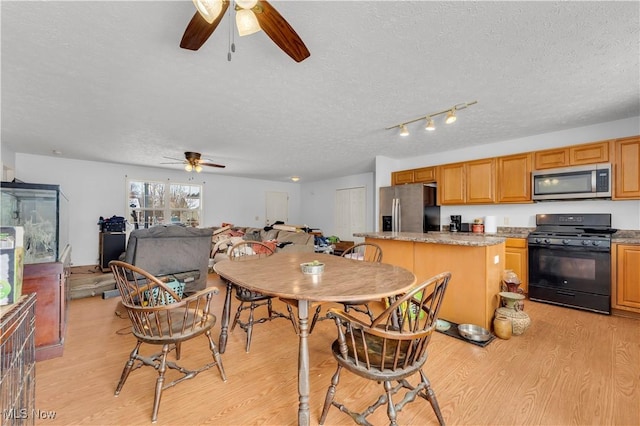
[391,166,436,185]
[497,153,533,203]
[414,166,437,183]
[391,169,415,185]
[534,141,610,170]
[438,159,495,205]
[390,135,638,203]
[613,136,640,200]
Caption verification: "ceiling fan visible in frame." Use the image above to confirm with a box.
[180,0,310,63]
[162,152,226,172]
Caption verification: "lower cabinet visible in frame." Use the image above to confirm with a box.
[612,244,640,313]
[22,245,71,361]
[367,237,504,330]
[505,238,528,294]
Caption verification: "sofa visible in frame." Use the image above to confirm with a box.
[211,225,315,263]
[123,225,213,295]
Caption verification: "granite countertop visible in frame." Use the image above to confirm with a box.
[357,227,640,245]
[611,230,640,244]
[354,231,507,247]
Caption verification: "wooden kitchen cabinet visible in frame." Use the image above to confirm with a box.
[438,159,495,205]
[414,166,437,183]
[497,153,533,203]
[505,238,528,294]
[437,162,465,204]
[534,141,610,170]
[612,244,640,314]
[466,158,496,203]
[391,169,415,185]
[613,136,640,199]
[391,166,436,185]
[369,238,415,272]
[367,237,504,330]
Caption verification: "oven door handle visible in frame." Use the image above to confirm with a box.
[528,244,610,253]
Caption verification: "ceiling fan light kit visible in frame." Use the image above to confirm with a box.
[163,151,226,172]
[387,101,478,137]
[192,0,224,24]
[182,0,310,62]
[235,8,261,36]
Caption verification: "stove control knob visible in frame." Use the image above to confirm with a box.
[593,240,601,246]
[562,239,570,245]
[534,238,542,244]
[543,239,550,244]
[582,240,591,246]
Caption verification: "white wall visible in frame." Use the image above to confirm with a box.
[299,173,374,239]
[14,154,302,266]
[375,116,640,231]
[1,143,16,181]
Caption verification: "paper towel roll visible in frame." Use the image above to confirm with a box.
[484,216,497,234]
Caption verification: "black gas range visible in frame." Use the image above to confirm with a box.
[528,214,616,314]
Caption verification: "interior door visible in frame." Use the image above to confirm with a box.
[265,191,288,225]
[335,187,366,242]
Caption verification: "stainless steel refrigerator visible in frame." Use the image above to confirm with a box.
[379,183,441,232]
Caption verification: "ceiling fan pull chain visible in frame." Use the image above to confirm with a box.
[227,4,234,61]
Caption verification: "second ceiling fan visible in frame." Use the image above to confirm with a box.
[180,0,310,63]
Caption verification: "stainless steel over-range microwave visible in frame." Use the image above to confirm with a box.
[531,163,612,201]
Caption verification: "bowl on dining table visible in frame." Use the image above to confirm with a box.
[300,261,325,275]
[457,323,492,342]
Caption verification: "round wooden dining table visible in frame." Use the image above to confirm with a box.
[214,252,416,426]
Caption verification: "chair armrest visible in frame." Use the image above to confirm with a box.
[327,308,370,329]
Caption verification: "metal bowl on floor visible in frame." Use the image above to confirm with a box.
[458,324,492,342]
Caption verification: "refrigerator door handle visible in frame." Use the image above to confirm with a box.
[392,198,397,232]
[397,199,401,232]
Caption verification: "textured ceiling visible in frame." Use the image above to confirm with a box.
[2,1,639,182]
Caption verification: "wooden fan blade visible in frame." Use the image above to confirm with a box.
[180,2,230,51]
[200,162,226,168]
[255,1,310,62]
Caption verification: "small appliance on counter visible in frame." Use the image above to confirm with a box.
[449,215,461,232]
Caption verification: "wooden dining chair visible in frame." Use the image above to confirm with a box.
[228,241,287,352]
[338,242,384,321]
[109,260,227,423]
[319,271,451,426]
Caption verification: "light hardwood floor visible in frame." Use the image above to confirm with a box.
[35,274,639,425]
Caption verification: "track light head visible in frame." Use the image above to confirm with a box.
[425,116,435,131]
[399,124,409,137]
[445,109,457,124]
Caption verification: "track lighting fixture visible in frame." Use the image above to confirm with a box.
[425,116,435,131]
[386,101,477,136]
[445,109,457,124]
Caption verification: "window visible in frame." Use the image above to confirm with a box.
[127,179,202,228]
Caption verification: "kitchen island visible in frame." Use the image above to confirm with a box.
[354,232,506,330]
